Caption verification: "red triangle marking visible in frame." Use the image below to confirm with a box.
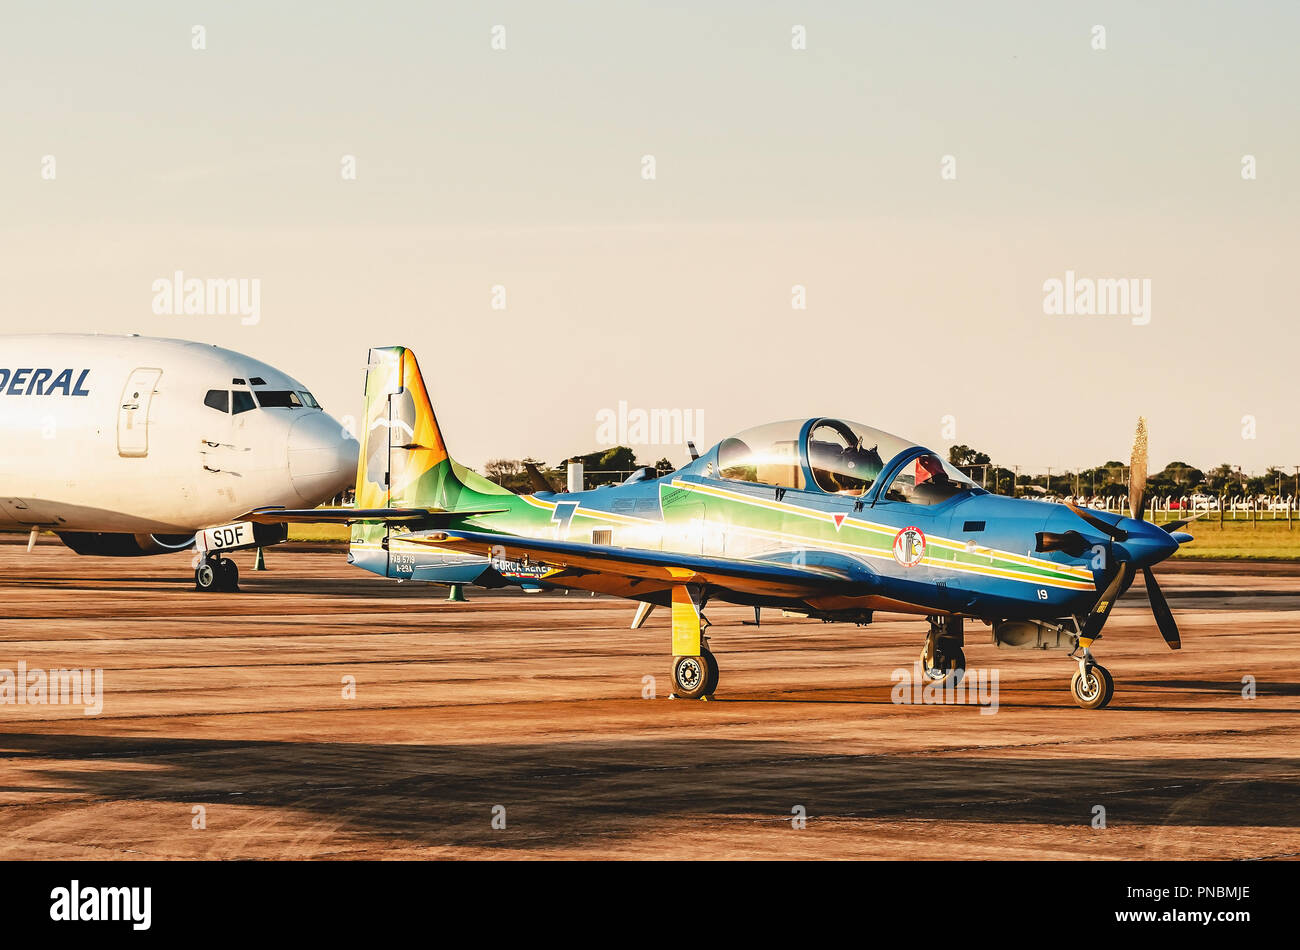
[832,513,846,530]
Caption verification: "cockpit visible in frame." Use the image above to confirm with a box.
[713,417,978,504]
[202,377,323,415]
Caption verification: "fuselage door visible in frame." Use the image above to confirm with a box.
[117,367,163,458]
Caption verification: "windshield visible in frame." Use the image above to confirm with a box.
[255,390,305,408]
[882,451,979,505]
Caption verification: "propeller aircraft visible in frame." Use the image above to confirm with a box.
[251,347,1192,709]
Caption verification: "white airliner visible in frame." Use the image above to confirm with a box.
[0,333,358,590]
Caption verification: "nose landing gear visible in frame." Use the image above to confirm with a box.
[1069,648,1114,709]
[195,554,240,592]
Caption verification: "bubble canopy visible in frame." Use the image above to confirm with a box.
[714,418,978,499]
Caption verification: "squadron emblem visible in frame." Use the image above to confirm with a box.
[892,525,926,567]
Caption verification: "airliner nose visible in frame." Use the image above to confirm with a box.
[287,412,359,503]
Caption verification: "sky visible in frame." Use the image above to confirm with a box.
[3,1,1297,474]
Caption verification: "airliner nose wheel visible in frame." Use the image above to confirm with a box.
[195,556,239,592]
[671,650,718,700]
[219,558,239,591]
[1070,662,1115,709]
[195,560,218,592]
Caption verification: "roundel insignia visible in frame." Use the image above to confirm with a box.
[892,525,926,567]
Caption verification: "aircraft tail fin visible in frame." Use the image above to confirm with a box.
[351,347,509,548]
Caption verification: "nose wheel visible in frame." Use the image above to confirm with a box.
[195,555,240,592]
[1070,661,1114,709]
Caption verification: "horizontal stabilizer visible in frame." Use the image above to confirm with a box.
[243,505,507,525]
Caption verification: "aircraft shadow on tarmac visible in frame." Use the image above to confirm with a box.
[1141,679,1300,695]
[0,733,1296,852]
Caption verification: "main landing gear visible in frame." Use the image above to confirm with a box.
[667,584,720,700]
[194,554,239,592]
[920,615,965,686]
[671,645,719,700]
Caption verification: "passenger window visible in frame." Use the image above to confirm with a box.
[883,453,975,505]
[232,390,256,414]
[203,390,229,413]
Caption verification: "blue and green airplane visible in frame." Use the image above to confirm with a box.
[251,346,1192,709]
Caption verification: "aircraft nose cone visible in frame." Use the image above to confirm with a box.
[1116,518,1180,567]
[287,412,359,503]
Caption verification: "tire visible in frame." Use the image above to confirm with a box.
[195,562,218,592]
[672,655,710,700]
[219,558,239,592]
[702,650,720,696]
[1071,664,1114,709]
[922,645,966,685]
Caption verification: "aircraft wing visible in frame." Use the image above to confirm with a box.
[241,505,509,524]
[398,528,865,600]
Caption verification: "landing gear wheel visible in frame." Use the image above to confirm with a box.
[921,644,966,685]
[672,655,710,700]
[195,561,219,592]
[219,558,239,592]
[702,650,719,697]
[1071,663,1114,709]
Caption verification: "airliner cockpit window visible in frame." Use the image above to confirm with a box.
[882,452,978,505]
[232,390,256,414]
[203,390,229,413]
[256,390,304,408]
[806,419,908,495]
[717,419,805,488]
[297,391,320,409]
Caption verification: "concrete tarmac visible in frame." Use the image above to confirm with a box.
[0,540,1297,859]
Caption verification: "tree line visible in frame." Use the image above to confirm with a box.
[947,445,1299,498]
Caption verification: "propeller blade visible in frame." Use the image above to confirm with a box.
[1079,561,1134,647]
[1065,501,1128,541]
[1130,417,1148,522]
[1161,519,1190,533]
[1142,566,1182,650]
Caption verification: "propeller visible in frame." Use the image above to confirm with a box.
[1142,566,1181,650]
[1071,417,1181,651]
[1064,501,1127,541]
[1129,417,1148,520]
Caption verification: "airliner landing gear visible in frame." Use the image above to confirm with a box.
[195,554,239,592]
[1070,650,1114,709]
[920,616,965,685]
